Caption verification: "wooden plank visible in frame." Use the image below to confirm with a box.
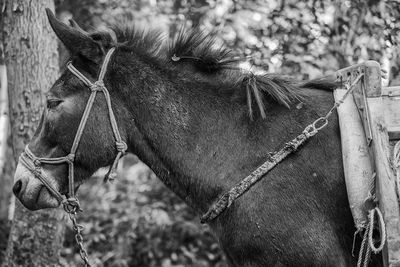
[335,61,381,97]
[388,126,400,141]
[382,87,400,141]
[382,86,400,97]
[334,89,374,230]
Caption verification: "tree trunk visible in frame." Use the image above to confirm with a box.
[1,1,66,266]
[0,48,12,221]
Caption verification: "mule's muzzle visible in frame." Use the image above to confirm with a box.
[13,163,61,210]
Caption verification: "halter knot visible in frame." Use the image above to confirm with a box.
[33,159,41,167]
[116,141,127,153]
[66,153,75,162]
[90,81,105,92]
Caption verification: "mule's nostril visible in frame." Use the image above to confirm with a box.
[13,180,23,196]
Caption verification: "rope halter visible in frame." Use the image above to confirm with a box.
[19,47,127,212]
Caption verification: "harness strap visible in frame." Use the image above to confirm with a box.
[66,47,127,182]
[200,127,314,223]
[20,47,127,205]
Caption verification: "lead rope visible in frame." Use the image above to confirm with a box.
[394,141,400,199]
[200,73,364,223]
[357,207,386,267]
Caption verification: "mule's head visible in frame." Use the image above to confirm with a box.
[13,9,128,210]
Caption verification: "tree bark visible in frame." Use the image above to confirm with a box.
[0,140,14,221]
[1,1,65,266]
[0,50,13,221]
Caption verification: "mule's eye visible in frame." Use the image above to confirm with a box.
[46,99,63,109]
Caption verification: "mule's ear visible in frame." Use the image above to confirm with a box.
[68,18,87,35]
[45,8,103,62]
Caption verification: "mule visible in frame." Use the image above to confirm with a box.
[12,9,382,266]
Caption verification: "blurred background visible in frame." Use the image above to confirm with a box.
[1,0,399,266]
[55,0,400,82]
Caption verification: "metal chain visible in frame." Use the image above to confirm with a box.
[63,199,92,267]
[302,73,364,137]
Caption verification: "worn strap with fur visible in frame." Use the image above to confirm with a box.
[200,127,313,223]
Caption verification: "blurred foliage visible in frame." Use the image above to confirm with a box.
[0,219,10,264]
[1,0,399,266]
[55,0,400,81]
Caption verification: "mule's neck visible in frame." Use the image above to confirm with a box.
[111,52,298,212]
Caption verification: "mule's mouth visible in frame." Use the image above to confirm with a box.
[22,185,60,211]
[13,163,61,210]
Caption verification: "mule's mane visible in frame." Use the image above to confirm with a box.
[95,24,317,119]
[110,26,238,72]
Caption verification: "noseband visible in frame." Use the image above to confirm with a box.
[19,47,127,211]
